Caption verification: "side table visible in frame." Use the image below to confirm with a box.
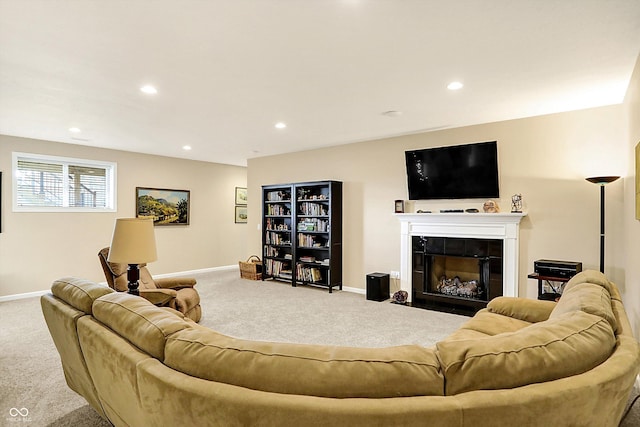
[527,273,571,301]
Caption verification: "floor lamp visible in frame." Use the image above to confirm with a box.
[585,176,620,273]
[107,218,157,295]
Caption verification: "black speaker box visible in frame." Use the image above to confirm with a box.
[366,272,390,302]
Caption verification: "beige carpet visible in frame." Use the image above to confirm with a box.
[1,269,638,426]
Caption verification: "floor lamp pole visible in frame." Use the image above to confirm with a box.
[598,184,605,273]
[586,176,620,274]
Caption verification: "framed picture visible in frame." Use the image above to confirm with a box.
[235,187,247,205]
[235,206,247,223]
[136,187,190,226]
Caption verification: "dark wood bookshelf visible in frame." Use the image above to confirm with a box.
[262,181,342,292]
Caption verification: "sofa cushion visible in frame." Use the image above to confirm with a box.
[487,297,556,323]
[164,327,444,398]
[550,282,617,332]
[51,277,114,314]
[441,327,493,342]
[92,292,192,360]
[436,310,616,395]
[450,308,533,338]
[563,270,616,296]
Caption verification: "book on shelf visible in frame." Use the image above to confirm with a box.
[266,232,290,245]
[266,191,291,201]
[297,218,328,232]
[299,256,316,263]
[296,264,324,283]
[298,202,328,216]
[264,245,280,257]
[279,270,293,280]
[266,204,290,216]
[298,233,314,247]
[265,259,291,277]
[297,233,328,248]
[298,221,315,231]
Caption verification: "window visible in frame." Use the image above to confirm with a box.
[12,152,117,212]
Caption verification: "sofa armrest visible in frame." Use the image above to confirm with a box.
[139,288,178,306]
[154,277,197,289]
[487,297,556,323]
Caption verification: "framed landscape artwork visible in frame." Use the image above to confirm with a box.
[235,206,247,223]
[235,187,247,205]
[136,187,190,226]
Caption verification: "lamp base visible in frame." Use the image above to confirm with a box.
[126,264,140,296]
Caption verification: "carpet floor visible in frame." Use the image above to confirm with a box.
[1,269,638,426]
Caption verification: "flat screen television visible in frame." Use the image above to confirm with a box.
[405,141,499,200]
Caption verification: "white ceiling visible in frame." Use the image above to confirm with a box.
[1,1,639,167]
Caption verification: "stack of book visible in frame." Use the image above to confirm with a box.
[265,259,291,278]
[296,265,323,283]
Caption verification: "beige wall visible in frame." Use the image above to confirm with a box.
[623,54,640,336]
[0,135,248,297]
[248,105,627,303]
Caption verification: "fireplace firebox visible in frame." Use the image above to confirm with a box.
[412,236,503,315]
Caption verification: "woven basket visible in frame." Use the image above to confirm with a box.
[239,255,262,280]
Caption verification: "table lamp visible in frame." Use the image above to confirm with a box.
[585,176,620,273]
[107,218,157,295]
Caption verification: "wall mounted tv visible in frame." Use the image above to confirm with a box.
[405,141,499,200]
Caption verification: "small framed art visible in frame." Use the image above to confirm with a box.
[235,187,247,205]
[235,205,247,223]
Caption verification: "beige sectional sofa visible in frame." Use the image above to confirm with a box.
[41,270,639,426]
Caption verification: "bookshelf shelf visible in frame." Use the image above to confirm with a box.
[262,181,342,293]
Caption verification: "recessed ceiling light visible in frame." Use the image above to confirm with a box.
[447,81,464,90]
[182,145,192,151]
[275,122,287,129]
[382,110,403,117]
[68,127,81,133]
[140,85,158,95]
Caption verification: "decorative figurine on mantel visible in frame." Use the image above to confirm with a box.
[511,194,523,213]
[483,200,500,213]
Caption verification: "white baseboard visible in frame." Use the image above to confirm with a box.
[0,265,239,302]
[0,289,50,302]
[154,264,238,279]
[342,286,366,295]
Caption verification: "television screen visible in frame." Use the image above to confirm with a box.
[405,141,499,200]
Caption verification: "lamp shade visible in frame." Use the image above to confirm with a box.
[107,218,157,264]
[586,176,620,185]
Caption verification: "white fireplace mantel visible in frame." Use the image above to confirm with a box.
[395,212,527,302]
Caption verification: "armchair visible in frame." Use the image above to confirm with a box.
[98,247,202,322]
